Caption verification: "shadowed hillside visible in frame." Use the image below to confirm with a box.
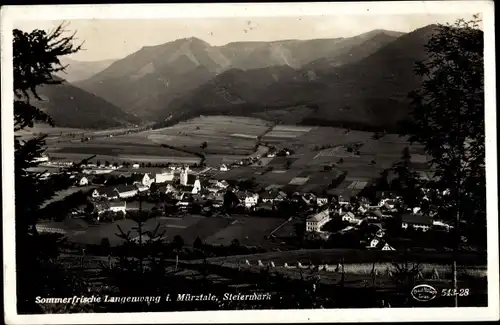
[34,79,138,129]
[75,30,403,120]
[165,25,437,131]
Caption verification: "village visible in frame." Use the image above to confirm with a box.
[33,147,460,254]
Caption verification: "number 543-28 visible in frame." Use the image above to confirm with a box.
[441,289,470,296]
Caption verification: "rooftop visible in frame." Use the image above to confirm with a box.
[307,209,330,222]
[96,186,118,196]
[115,184,137,193]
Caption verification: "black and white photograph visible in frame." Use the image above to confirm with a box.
[1,2,498,324]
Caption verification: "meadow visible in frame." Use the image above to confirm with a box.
[204,216,288,247]
[146,116,272,156]
[39,115,432,188]
[39,214,290,250]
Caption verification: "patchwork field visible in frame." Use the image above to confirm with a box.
[39,116,432,192]
[251,106,316,125]
[204,217,287,247]
[146,116,272,156]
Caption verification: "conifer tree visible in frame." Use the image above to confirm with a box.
[403,15,485,307]
[13,23,90,313]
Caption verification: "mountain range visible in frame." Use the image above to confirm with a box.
[57,58,116,83]
[33,76,138,129]
[35,26,438,129]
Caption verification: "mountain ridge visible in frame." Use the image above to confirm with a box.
[162,25,438,131]
[75,29,405,120]
[33,77,138,129]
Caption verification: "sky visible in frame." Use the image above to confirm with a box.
[14,14,473,62]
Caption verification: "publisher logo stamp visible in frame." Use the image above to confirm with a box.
[411,284,438,302]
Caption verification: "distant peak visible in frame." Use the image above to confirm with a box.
[182,37,211,46]
[359,29,405,38]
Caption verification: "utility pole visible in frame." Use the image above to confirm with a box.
[81,248,86,270]
[340,257,345,288]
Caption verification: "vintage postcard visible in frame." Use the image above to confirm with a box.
[1,1,498,324]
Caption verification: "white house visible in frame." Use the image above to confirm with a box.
[316,197,329,206]
[306,209,331,232]
[302,193,317,206]
[155,170,174,183]
[132,163,140,169]
[342,212,363,225]
[244,192,259,208]
[180,166,190,186]
[192,178,202,194]
[108,201,127,214]
[219,164,229,172]
[131,173,153,188]
[115,185,138,199]
[379,198,398,210]
[369,238,380,248]
[78,176,89,186]
[382,243,395,251]
[216,180,229,189]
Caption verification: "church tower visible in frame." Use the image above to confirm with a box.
[180,166,189,186]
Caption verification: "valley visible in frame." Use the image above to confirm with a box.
[39,115,431,187]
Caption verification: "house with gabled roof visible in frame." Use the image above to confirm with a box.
[302,193,317,206]
[154,169,174,183]
[342,212,364,225]
[237,191,259,208]
[367,237,395,251]
[78,176,89,186]
[316,196,328,206]
[306,209,330,232]
[93,200,127,215]
[92,186,119,200]
[131,173,153,188]
[115,184,138,199]
[156,182,177,195]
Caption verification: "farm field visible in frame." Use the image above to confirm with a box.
[204,217,287,247]
[251,106,316,125]
[62,215,206,246]
[46,151,201,165]
[38,116,433,190]
[41,214,293,249]
[145,116,272,156]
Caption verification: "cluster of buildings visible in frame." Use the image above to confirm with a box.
[304,190,452,251]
